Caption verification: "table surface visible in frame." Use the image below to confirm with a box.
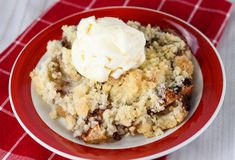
[0,0,234,160]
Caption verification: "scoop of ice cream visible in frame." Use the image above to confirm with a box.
[71,16,146,82]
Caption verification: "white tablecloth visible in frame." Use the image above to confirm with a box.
[1,0,234,159]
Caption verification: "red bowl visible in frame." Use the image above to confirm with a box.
[9,7,225,159]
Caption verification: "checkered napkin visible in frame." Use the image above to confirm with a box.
[0,0,233,159]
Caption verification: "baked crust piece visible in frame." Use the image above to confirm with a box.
[81,125,109,144]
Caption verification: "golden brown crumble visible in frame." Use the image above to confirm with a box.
[30,21,193,144]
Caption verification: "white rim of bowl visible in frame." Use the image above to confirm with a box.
[9,6,226,160]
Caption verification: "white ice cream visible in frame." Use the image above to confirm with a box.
[71,16,146,82]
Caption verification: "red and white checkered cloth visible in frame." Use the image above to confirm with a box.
[0,0,233,159]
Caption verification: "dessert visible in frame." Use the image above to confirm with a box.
[30,16,193,144]
[72,16,146,82]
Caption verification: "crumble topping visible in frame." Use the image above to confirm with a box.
[30,21,193,143]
